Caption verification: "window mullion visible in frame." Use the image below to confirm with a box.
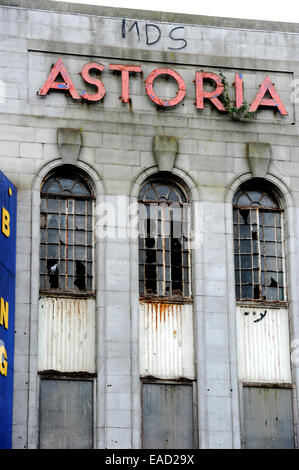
[281,212,287,301]
[187,204,191,298]
[156,204,160,296]
[161,204,166,297]
[170,212,173,298]
[257,208,262,300]
[65,199,69,290]
[155,204,159,295]
[238,208,243,300]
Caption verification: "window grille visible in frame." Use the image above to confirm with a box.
[233,182,285,302]
[40,167,94,294]
[138,179,191,300]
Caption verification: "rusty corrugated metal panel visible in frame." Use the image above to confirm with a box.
[38,297,96,373]
[140,301,195,379]
[236,306,292,384]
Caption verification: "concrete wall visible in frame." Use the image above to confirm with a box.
[0,0,299,448]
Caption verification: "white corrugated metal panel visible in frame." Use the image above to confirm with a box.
[236,306,292,384]
[38,296,96,373]
[140,301,195,379]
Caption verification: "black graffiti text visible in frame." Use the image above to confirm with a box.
[122,19,187,50]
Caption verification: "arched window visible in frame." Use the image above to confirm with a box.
[40,166,95,294]
[138,178,191,300]
[233,180,285,302]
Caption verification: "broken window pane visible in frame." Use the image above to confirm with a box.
[254,285,260,299]
[240,210,250,224]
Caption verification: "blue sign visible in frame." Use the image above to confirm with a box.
[0,171,17,449]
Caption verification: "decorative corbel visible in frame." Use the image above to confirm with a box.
[153,135,178,172]
[247,142,271,178]
[57,128,82,165]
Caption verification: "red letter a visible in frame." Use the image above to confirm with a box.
[38,58,80,100]
[249,77,288,115]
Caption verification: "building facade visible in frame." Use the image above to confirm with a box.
[0,0,299,449]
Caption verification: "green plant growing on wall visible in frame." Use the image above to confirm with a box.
[219,72,256,121]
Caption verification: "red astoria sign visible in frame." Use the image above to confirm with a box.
[38,58,288,116]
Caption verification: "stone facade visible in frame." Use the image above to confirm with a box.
[0,0,299,449]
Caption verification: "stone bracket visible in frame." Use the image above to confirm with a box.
[153,135,178,172]
[57,128,82,165]
[247,142,271,178]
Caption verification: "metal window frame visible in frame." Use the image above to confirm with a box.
[40,171,95,296]
[233,201,286,304]
[138,180,192,302]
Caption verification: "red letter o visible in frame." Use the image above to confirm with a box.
[145,68,186,107]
